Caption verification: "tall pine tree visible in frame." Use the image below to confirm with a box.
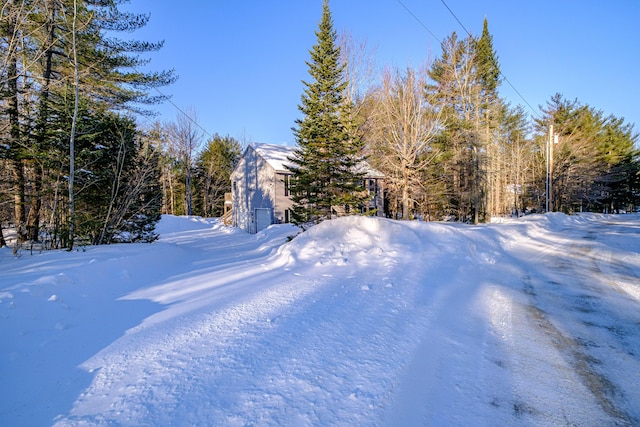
[474,18,503,220]
[1,0,174,248]
[427,19,503,223]
[287,0,366,224]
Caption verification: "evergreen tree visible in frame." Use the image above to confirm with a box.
[0,0,175,248]
[427,32,480,222]
[426,20,504,223]
[71,112,162,245]
[112,127,163,243]
[195,134,241,217]
[534,94,639,213]
[474,18,503,220]
[474,18,501,101]
[597,118,640,212]
[287,0,366,224]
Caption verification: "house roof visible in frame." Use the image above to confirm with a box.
[251,143,384,178]
[252,143,295,173]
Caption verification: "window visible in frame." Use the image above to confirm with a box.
[283,174,291,196]
[367,179,378,194]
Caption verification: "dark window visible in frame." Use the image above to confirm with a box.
[284,174,291,196]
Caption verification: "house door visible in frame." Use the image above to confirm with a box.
[255,208,271,233]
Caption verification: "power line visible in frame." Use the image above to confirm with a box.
[439,0,472,38]
[396,0,540,118]
[499,74,539,118]
[153,86,214,139]
[131,65,213,139]
[395,0,440,45]
[438,0,539,117]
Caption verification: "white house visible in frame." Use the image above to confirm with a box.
[230,143,384,233]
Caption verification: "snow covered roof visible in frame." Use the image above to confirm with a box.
[252,143,295,173]
[251,142,384,178]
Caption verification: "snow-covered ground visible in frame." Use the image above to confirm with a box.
[1,213,639,426]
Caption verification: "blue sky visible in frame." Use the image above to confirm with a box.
[122,1,640,146]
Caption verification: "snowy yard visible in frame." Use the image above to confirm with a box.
[1,213,639,426]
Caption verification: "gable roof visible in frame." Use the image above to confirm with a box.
[252,143,294,173]
[251,143,384,178]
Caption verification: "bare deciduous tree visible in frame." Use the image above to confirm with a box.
[167,108,203,216]
[369,66,442,220]
[338,31,377,108]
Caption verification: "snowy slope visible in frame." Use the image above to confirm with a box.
[1,213,639,426]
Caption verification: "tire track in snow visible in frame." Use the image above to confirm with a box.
[383,264,513,425]
[383,228,538,425]
[201,255,438,425]
[516,217,640,426]
[522,297,633,425]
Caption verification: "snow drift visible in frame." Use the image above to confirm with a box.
[1,213,639,426]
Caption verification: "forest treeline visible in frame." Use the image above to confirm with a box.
[1,0,638,249]
[361,21,639,222]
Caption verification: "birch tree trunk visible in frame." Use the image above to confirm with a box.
[67,0,79,250]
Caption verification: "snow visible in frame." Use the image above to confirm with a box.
[253,143,295,173]
[252,142,384,177]
[1,213,639,426]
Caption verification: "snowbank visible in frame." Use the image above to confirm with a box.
[1,213,639,426]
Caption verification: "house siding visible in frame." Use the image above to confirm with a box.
[231,143,386,233]
[273,172,294,224]
[231,146,278,233]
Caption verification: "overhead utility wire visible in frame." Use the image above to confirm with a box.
[438,0,539,118]
[395,0,440,45]
[438,0,471,38]
[154,86,214,139]
[395,0,539,118]
[131,65,213,139]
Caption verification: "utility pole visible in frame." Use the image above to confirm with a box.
[546,125,559,213]
[546,125,552,212]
